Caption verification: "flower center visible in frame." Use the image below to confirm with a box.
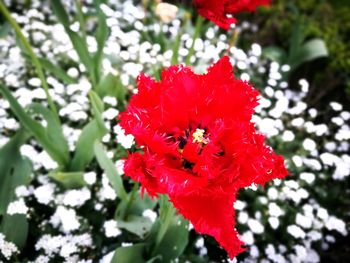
[192,128,209,145]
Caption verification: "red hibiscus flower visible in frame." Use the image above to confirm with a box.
[193,0,270,30]
[119,56,288,258]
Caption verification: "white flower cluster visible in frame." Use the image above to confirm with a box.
[0,233,18,260]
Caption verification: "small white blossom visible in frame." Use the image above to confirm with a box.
[84,172,97,185]
[50,206,80,233]
[142,209,157,222]
[248,219,264,234]
[0,233,19,260]
[7,198,28,215]
[287,225,306,239]
[34,184,55,205]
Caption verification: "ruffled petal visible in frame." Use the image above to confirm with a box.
[170,191,245,258]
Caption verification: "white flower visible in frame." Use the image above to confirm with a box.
[115,160,125,175]
[251,43,262,57]
[195,237,205,248]
[34,255,50,263]
[7,198,28,215]
[267,187,278,200]
[238,212,248,224]
[103,108,119,120]
[15,185,31,197]
[248,219,264,234]
[0,233,19,260]
[62,187,91,207]
[34,184,55,205]
[303,138,317,151]
[241,231,254,245]
[300,172,315,184]
[305,249,320,263]
[114,125,134,149]
[287,225,306,239]
[234,200,246,210]
[294,245,307,260]
[250,245,259,258]
[84,171,97,185]
[50,206,80,233]
[104,220,122,238]
[98,174,117,201]
[268,217,279,229]
[296,213,312,229]
[60,243,77,258]
[330,102,342,111]
[325,216,347,235]
[142,209,157,223]
[155,2,178,23]
[282,130,295,142]
[268,203,284,217]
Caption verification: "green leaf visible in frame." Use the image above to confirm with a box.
[94,141,127,201]
[29,103,69,164]
[38,57,76,84]
[0,129,32,215]
[96,73,118,97]
[289,38,329,70]
[118,216,153,238]
[69,119,106,171]
[151,217,189,262]
[94,1,109,83]
[49,171,86,188]
[1,214,28,249]
[89,90,107,132]
[50,0,96,87]
[262,46,287,64]
[0,21,11,38]
[111,243,147,263]
[69,30,95,76]
[89,90,104,116]
[69,90,107,171]
[50,0,70,27]
[0,85,69,167]
[0,129,32,249]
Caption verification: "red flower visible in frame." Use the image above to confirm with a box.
[193,0,270,30]
[119,56,288,258]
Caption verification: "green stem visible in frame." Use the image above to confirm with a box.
[171,12,191,65]
[152,195,176,255]
[185,15,204,65]
[122,183,139,220]
[75,0,87,43]
[0,0,59,122]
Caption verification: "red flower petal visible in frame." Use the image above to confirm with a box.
[193,0,270,30]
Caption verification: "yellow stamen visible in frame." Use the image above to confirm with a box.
[192,128,209,144]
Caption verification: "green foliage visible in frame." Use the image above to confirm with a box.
[0,129,32,249]
[94,141,128,202]
[259,0,350,82]
[0,85,70,168]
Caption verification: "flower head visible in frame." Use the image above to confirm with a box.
[119,56,288,258]
[193,0,270,30]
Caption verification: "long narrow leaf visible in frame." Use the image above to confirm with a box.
[94,1,109,83]
[29,103,70,163]
[69,119,106,171]
[0,129,32,249]
[0,85,69,167]
[38,57,76,84]
[94,141,128,202]
[50,0,96,87]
